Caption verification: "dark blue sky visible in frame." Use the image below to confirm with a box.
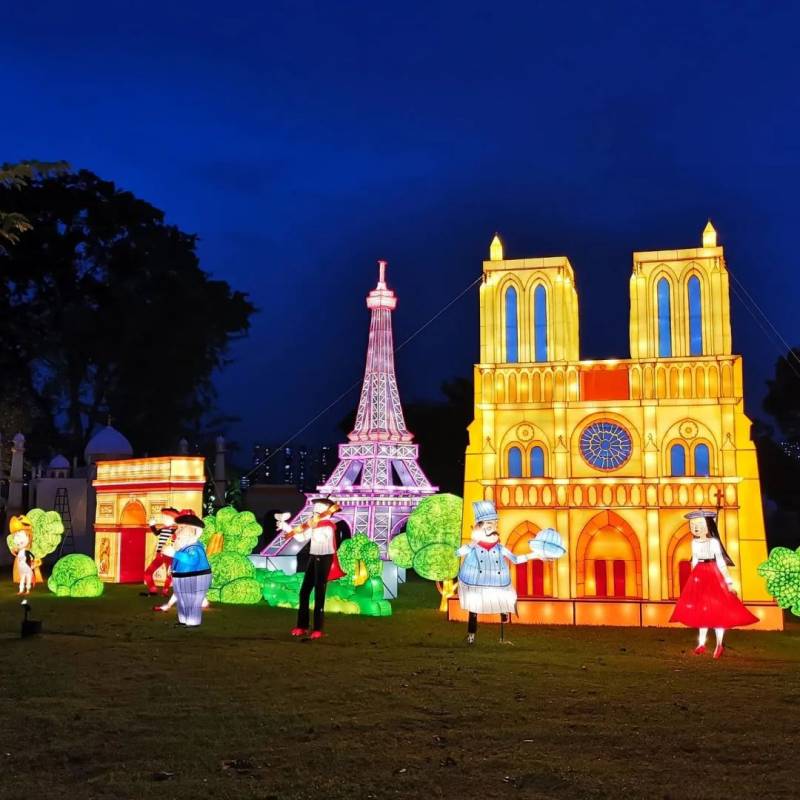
[4,1,800,456]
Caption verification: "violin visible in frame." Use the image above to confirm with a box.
[275,502,341,539]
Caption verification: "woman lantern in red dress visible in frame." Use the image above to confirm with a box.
[670,510,758,658]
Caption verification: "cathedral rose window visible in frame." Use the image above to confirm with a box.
[580,421,633,471]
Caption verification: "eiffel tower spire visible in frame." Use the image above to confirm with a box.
[349,260,413,443]
[262,258,436,559]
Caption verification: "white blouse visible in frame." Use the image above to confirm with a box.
[691,537,733,585]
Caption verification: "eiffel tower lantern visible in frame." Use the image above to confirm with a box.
[264,260,437,558]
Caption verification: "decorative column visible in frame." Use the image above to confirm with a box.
[214,436,227,507]
[7,433,25,515]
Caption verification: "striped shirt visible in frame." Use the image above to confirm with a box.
[151,526,175,555]
[456,543,528,587]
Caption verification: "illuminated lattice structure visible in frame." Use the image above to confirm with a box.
[455,225,781,629]
[263,262,436,558]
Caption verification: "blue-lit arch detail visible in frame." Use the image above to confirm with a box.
[694,443,711,477]
[688,275,703,356]
[508,446,523,478]
[533,284,548,362]
[657,278,672,357]
[505,286,518,363]
[670,444,686,477]
[530,446,545,477]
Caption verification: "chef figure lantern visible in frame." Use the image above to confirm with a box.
[456,501,566,644]
[163,511,212,627]
[669,510,758,658]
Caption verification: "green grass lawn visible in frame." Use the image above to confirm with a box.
[0,576,797,800]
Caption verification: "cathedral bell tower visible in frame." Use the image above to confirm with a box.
[629,221,732,360]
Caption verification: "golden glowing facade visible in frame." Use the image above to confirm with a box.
[454,224,781,629]
[93,456,205,583]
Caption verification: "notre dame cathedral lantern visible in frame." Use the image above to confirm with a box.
[456,223,780,629]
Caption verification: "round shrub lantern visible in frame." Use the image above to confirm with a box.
[201,507,263,604]
[389,493,462,611]
[48,554,104,598]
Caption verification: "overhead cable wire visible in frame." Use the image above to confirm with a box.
[728,271,800,382]
[243,274,482,480]
[728,268,800,373]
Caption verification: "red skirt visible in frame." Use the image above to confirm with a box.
[670,561,759,629]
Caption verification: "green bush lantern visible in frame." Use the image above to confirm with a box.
[758,547,800,616]
[48,554,104,598]
[259,534,392,617]
[389,493,462,611]
[201,507,263,604]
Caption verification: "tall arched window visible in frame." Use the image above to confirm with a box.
[533,284,548,362]
[530,446,545,477]
[657,278,672,357]
[687,276,703,356]
[670,443,686,477]
[505,287,518,363]
[694,443,711,477]
[508,447,523,478]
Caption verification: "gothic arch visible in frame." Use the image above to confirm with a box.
[532,371,542,402]
[508,372,518,403]
[499,423,552,462]
[682,366,693,398]
[695,365,707,398]
[666,440,688,477]
[519,371,530,402]
[482,370,493,403]
[527,442,549,477]
[498,275,525,363]
[656,365,667,399]
[575,511,643,598]
[682,266,708,357]
[651,269,676,358]
[504,444,524,478]
[660,419,718,476]
[691,439,714,477]
[120,499,147,526]
[529,280,550,362]
[506,520,540,551]
[666,522,692,599]
[506,520,554,598]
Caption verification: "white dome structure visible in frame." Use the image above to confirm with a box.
[46,453,71,479]
[49,454,70,470]
[84,425,133,463]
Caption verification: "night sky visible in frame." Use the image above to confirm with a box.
[4,1,800,458]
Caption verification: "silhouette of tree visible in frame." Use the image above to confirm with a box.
[0,169,255,457]
[0,161,68,251]
[755,348,800,549]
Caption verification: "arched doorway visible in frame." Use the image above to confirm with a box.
[667,523,692,599]
[576,511,642,598]
[506,521,554,598]
[120,499,147,526]
[115,499,149,584]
